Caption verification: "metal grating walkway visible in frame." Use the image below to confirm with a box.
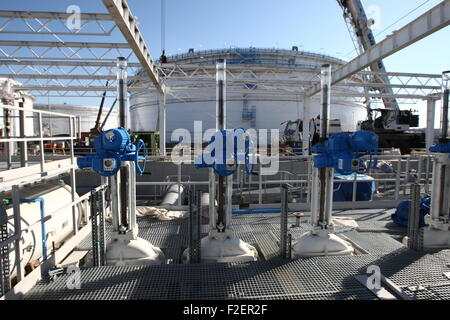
[24,211,450,300]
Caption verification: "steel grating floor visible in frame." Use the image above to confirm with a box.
[24,210,450,300]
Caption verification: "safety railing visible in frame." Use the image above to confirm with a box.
[0,104,79,192]
[136,154,434,210]
[166,48,346,66]
[0,182,109,299]
[0,102,102,299]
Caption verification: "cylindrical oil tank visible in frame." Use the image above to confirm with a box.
[129,48,368,142]
[3,181,83,277]
[33,104,119,136]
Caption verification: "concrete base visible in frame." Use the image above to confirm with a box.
[182,231,258,263]
[292,231,354,258]
[422,228,450,249]
[106,234,165,266]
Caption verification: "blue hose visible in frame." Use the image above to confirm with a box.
[20,198,47,261]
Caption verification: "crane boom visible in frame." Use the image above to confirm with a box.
[338,0,400,112]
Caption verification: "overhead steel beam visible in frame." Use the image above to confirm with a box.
[166,86,429,99]
[1,74,145,81]
[102,0,165,94]
[0,60,141,67]
[158,77,439,91]
[0,10,113,21]
[307,0,450,96]
[0,40,129,49]
[12,85,149,92]
[337,83,441,90]
[359,70,442,79]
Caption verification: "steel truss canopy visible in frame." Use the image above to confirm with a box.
[307,0,450,96]
[0,0,163,98]
[0,10,116,36]
[0,0,447,102]
[153,63,442,104]
[102,0,164,94]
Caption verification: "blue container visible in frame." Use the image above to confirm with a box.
[333,173,376,202]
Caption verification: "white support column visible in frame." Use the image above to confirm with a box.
[69,117,77,236]
[208,168,216,229]
[159,93,166,157]
[128,162,137,235]
[426,98,437,153]
[225,175,233,230]
[302,95,311,155]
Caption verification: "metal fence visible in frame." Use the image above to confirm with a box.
[137,154,434,210]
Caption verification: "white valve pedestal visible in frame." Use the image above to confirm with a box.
[292,227,354,258]
[106,230,165,266]
[182,230,258,264]
[422,217,450,249]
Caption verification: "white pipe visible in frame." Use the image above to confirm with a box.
[209,168,216,229]
[426,99,436,153]
[225,175,233,229]
[128,162,137,233]
[160,184,185,206]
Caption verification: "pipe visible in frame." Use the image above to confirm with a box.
[215,59,227,232]
[19,198,46,261]
[117,57,128,230]
[317,64,332,224]
[160,184,185,206]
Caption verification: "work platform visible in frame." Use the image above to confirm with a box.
[24,210,450,300]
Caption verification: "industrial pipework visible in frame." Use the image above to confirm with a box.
[292,64,379,257]
[76,57,164,266]
[182,59,258,263]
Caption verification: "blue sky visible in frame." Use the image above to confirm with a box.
[3,0,448,73]
[2,0,449,126]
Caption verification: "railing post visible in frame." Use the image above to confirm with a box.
[38,113,45,173]
[18,100,27,168]
[12,185,23,282]
[280,185,289,259]
[0,205,11,296]
[395,158,401,200]
[189,190,201,264]
[69,117,77,235]
[407,183,422,250]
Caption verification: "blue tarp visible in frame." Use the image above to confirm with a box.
[333,173,376,202]
[391,196,431,227]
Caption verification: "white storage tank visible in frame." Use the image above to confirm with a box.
[33,104,119,136]
[2,181,83,278]
[129,48,368,142]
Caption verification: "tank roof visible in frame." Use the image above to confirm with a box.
[163,47,347,66]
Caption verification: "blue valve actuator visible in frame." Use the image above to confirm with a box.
[429,142,450,154]
[195,129,255,177]
[77,127,147,177]
[312,130,378,175]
